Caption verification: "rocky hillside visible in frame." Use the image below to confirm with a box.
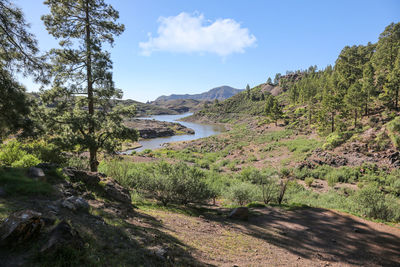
[124,119,194,139]
[186,82,282,122]
[154,86,243,102]
[151,99,210,113]
[117,99,178,116]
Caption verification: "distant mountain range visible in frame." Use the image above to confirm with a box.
[154,86,243,102]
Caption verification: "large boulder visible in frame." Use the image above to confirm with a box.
[228,207,249,220]
[0,210,44,246]
[41,220,83,254]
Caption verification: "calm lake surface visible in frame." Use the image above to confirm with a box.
[129,113,225,153]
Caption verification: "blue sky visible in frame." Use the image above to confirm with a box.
[16,0,400,102]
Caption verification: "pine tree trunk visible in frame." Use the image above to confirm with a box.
[331,112,335,133]
[396,88,399,111]
[89,147,98,172]
[354,109,357,129]
[85,1,96,172]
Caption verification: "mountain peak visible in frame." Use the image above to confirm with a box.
[154,86,243,102]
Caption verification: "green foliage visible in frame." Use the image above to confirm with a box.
[323,131,355,149]
[66,155,90,171]
[0,141,25,166]
[40,0,137,171]
[0,140,66,167]
[0,0,43,141]
[100,160,212,206]
[351,184,389,220]
[264,94,283,125]
[226,182,260,206]
[387,116,400,149]
[305,177,314,187]
[11,154,40,168]
[23,140,66,164]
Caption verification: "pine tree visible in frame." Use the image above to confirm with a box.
[0,0,43,140]
[246,84,250,99]
[361,62,376,116]
[345,81,364,128]
[372,22,400,110]
[41,0,137,171]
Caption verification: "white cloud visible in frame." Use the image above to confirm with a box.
[139,12,256,57]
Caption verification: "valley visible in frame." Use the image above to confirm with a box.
[0,1,399,266]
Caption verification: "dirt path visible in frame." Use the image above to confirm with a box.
[144,206,400,266]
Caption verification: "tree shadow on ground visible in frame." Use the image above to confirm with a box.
[0,193,213,266]
[203,205,400,266]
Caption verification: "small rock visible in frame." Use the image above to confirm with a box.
[28,167,45,178]
[0,210,44,246]
[62,196,89,211]
[47,204,59,213]
[41,220,83,253]
[228,207,248,220]
[155,247,167,259]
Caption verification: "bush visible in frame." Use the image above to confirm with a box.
[100,161,213,206]
[351,184,388,220]
[67,155,90,170]
[227,182,260,206]
[0,140,65,167]
[0,141,25,166]
[305,177,314,187]
[11,154,40,168]
[23,140,66,164]
[142,162,212,205]
[323,131,354,150]
[387,117,400,149]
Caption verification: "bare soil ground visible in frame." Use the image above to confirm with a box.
[144,205,400,267]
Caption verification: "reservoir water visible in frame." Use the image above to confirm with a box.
[129,113,225,152]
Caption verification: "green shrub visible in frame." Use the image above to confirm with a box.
[387,117,400,149]
[23,140,66,164]
[323,131,354,150]
[351,184,388,220]
[226,182,260,206]
[11,154,40,168]
[293,167,311,180]
[101,161,213,206]
[0,141,25,166]
[384,194,400,222]
[305,177,314,187]
[143,162,212,205]
[67,155,90,170]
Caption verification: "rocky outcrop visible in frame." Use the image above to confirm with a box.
[63,168,131,205]
[125,119,195,139]
[0,210,44,246]
[309,149,348,167]
[101,178,132,204]
[63,168,103,186]
[41,220,83,254]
